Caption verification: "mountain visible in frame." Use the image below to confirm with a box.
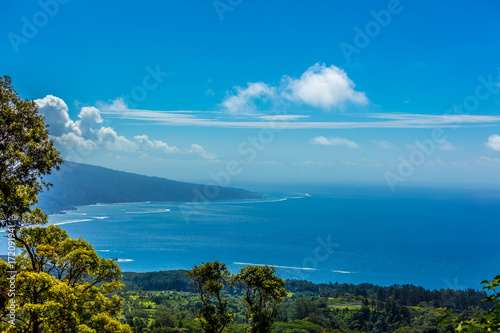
[37,162,261,214]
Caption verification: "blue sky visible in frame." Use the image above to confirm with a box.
[2,0,500,188]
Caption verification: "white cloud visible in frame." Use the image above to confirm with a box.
[479,156,500,163]
[283,63,368,109]
[77,106,103,138]
[36,95,80,136]
[221,82,275,115]
[96,97,129,112]
[53,132,96,151]
[486,134,500,151]
[293,160,334,166]
[341,158,358,166]
[134,135,179,154]
[188,144,217,159]
[219,63,367,114]
[311,136,360,148]
[34,95,192,156]
[373,140,395,149]
[437,139,457,151]
[407,139,457,151]
[424,159,446,168]
[94,127,137,152]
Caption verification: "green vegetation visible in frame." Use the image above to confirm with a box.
[0,225,131,332]
[232,265,287,333]
[184,262,288,333]
[187,262,233,333]
[0,75,62,231]
[0,76,130,332]
[118,270,497,333]
[439,274,500,332]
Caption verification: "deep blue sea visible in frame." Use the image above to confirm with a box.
[3,183,500,291]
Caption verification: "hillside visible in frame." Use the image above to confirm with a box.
[37,162,261,214]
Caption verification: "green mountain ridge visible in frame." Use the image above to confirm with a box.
[37,162,261,214]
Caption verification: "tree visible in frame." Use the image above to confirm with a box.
[0,77,129,331]
[186,261,233,333]
[0,75,63,227]
[440,274,500,332]
[0,225,131,332]
[0,75,63,270]
[232,265,287,333]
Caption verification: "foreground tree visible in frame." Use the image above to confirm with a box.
[0,225,131,332]
[186,261,232,333]
[0,75,62,232]
[0,76,129,332]
[232,265,287,333]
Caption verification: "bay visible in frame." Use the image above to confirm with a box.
[3,183,500,290]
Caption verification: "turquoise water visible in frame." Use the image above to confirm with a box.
[3,184,500,290]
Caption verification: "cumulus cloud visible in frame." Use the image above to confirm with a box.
[486,134,500,151]
[220,63,367,114]
[221,82,276,115]
[283,63,368,109]
[188,144,217,159]
[53,132,96,151]
[373,140,395,149]
[310,136,360,148]
[36,95,80,136]
[134,135,179,154]
[94,127,137,152]
[77,107,103,138]
[34,95,213,159]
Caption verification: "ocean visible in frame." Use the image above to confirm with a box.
[3,183,500,291]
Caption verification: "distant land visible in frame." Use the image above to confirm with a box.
[37,162,261,214]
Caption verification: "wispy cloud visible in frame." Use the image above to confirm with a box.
[99,105,500,129]
[437,139,457,151]
[479,155,500,163]
[373,140,395,149]
[259,115,309,121]
[407,139,457,151]
[311,136,360,148]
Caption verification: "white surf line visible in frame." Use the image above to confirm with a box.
[118,201,151,205]
[332,270,355,274]
[186,194,310,206]
[126,209,171,214]
[233,262,316,271]
[212,198,288,205]
[53,219,93,226]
